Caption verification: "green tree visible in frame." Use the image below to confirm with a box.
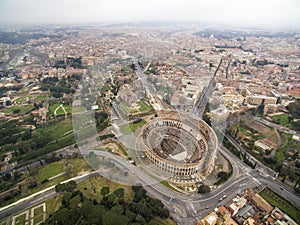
[159,208,170,218]
[114,188,125,198]
[135,214,146,224]
[102,211,128,225]
[198,184,211,193]
[101,186,110,197]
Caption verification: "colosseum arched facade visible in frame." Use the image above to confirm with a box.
[141,110,218,184]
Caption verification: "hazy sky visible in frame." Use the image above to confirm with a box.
[0,0,299,29]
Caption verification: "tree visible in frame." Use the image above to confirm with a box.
[55,181,76,193]
[69,195,82,209]
[287,99,300,119]
[13,108,21,114]
[148,198,163,215]
[135,214,146,224]
[101,186,110,197]
[159,208,170,218]
[217,171,228,179]
[111,204,124,214]
[114,188,125,198]
[106,193,117,208]
[62,192,72,207]
[198,184,211,194]
[102,211,128,225]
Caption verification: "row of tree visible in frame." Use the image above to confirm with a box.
[44,182,171,225]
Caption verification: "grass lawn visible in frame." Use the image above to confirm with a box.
[64,105,72,114]
[15,96,28,104]
[34,205,44,215]
[271,113,290,126]
[1,105,34,115]
[14,212,27,225]
[45,195,62,218]
[160,180,181,193]
[48,103,61,115]
[119,119,146,134]
[49,104,71,116]
[34,95,49,101]
[119,124,131,134]
[129,119,146,132]
[13,134,76,164]
[37,161,65,182]
[259,188,300,223]
[76,175,134,202]
[67,158,91,176]
[114,142,128,156]
[151,216,177,225]
[55,106,65,116]
[274,133,292,166]
[33,118,73,141]
[33,213,44,225]
[101,85,111,95]
[137,100,152,112]
[32,205,44,224]
[2,158,91,208]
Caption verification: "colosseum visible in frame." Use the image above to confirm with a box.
[141,110,218,184]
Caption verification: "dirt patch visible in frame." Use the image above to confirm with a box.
[245,119,271,134]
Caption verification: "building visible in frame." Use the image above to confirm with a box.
[210,105,230,123]
[246,95,277,105]
[254,139,277,152]
[198,212,218,225]
[141,110,218,186]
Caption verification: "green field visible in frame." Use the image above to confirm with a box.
[76,175,134,202]
[48,103,60,115]
[129,119,146,132]
[119,119,146,134]
[45,195,62,218]
[33,206,45,224]
[137,100,152,112]
[14,96,28,104]
[274,133,292,166]
[34,95,49,101]
[33,118,73,141]
[37,161,65,182]
[1,105,34,115]
[13,134,76,164]
[271,113,290,126]
[2,158,91,208]
[114,142,128,156]
[160,180,181,193]
[259,188,300,223]
[64,105,71,114]
[49,104,71,116]
[151,216,177,225]
[55,106,65,116]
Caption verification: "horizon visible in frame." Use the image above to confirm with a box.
[0,0,299,31]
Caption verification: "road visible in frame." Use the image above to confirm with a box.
[0,172,93,220]
[133,59,164,110]
[1,59,300,224]
[192,58,222,118]
[1,144,300,224]
[253,116,299,135]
